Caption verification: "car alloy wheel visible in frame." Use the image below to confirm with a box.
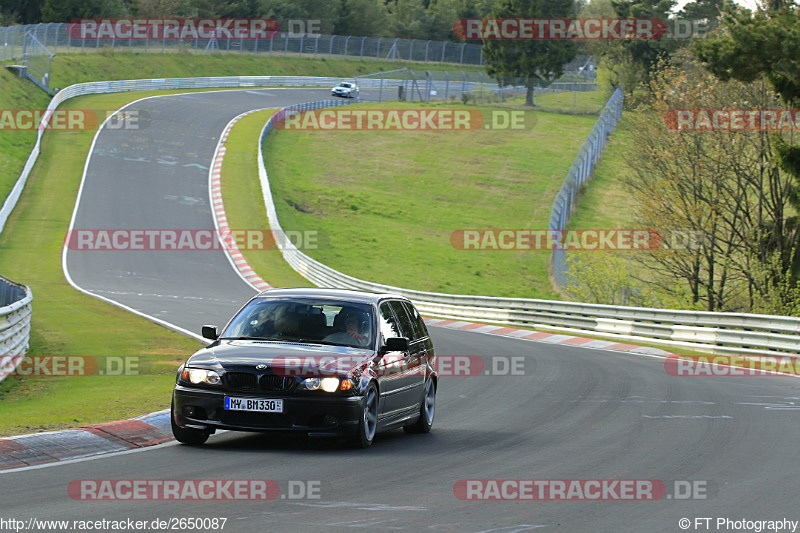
[353,382,378,448]
[404,378,435,434]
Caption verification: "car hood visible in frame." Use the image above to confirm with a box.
[187,340,374,375]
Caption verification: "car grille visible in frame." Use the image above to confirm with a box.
[223,372,295,393]
[224,372,257,391]
[260,375,294,391]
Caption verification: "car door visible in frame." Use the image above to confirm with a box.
[376,301,407,418]
[386,300,426,416]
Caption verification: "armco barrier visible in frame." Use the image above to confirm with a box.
[0,74,508,236]
[0,276,33,383]
[258,99,800,358]
[8,74,797,359]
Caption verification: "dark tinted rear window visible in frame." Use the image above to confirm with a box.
[402,301,428,339]
[388,300,416,339]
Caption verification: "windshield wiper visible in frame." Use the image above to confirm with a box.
[220,336,280,341]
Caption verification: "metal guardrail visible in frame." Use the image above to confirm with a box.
[550,88,624,288]
[0,74,507,235]
[0,276,33,383]
[258,97,800,358]
[6,74,797,359]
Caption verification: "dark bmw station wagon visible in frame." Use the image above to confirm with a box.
[171,288,436,448]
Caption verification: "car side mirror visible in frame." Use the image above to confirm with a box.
[383,337,409,353]
[201,325,219,340]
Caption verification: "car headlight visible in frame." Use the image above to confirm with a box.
[298,377,345,392]
[180,367,221,386]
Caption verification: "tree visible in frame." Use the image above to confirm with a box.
[679,0,736,28]
[132,0,197,18]
[624,53,799,311]
[693,5,800,201]
[260,0,341,35]
[333,0,390,36]
[481,0,578,106]
[41,0,130,21]
[693,3,800,312]
[0,0,44,24]
[599,0,678,101]
[386,0,437,39]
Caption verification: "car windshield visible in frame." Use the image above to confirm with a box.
[221,298,374,348]
[338,83,352,88]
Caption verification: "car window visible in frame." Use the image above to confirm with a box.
[378,302,402,344]
[402,301,428,339]
[221,297,374,348]
[388,300,416,340]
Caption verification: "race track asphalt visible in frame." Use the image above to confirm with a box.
[7,87,797,532]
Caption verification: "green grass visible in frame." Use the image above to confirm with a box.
[0,50,614,435]
[532,87,612,115]
[0,90,236,437]
[220,110,312,288]
[0,69,53,206]
[263,100,599,299]
[0,52,484,223]
[567,116,636,230]
[49,53,482,89]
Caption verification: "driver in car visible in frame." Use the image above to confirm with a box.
[323,310,371,347]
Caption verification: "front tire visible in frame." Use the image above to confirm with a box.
[171,401,210,445]
[404,378,435,434]
[351,382,378,448]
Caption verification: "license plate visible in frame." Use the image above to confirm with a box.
[224,397,283,413]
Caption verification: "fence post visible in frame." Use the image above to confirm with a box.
[360,36,365,57]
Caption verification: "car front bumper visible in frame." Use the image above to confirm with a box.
[172,385,362,437]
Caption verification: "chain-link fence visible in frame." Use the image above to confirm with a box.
[0,23,485,65]
[550,88,624,288]
[355,68,598,103]
[21,30,55,92]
